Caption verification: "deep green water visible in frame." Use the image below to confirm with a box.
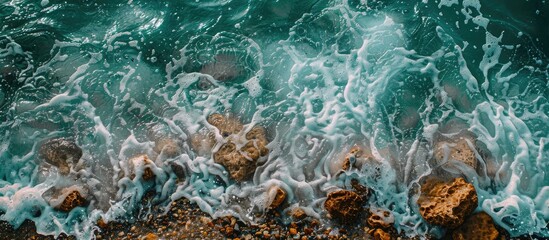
[0,0,548,238]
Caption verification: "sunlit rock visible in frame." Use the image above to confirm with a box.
[38,138,83,175]
[450,212,504,240]
[324,190,364,223]
[417,177,478,228]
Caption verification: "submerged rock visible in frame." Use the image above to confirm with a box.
[324,190,364,223]
[200,54,244,82]
[450,212,505,240]
[207,113,243,137]
[213,142,257,181]
[39,138,83,175]
[207,113,269,181]
[417,177,478,228]
[434,136,478,169]
[330,145,377,176]
[153,138,182,158]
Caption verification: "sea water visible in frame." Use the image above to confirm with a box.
[0,0,547,239]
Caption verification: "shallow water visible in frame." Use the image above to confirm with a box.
[0,0,548,238]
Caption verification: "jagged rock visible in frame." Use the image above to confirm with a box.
[208,114,269,181]
[268,186,286,210]
[451,212,504,240]
[434,136,478,169]
[417,177,478,228]
[324,190,364,223]
[128,155,155,181]
[367,209,394,229]
[39,138,83,175]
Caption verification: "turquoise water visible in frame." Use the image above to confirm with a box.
[0,0,548,238]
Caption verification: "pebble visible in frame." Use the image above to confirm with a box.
[290,228,298,235]
[118,232,125,237]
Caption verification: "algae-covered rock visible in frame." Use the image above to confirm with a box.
[451,212,504,240]
[417,177,478,228]
[324,190,364,223]
[434,137,478,169]
[39,138,83,175]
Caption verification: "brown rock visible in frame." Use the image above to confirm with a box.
[417,178,478,228]
[128,155,155,181]
[209,114,269,182]
[370,228,391,240]
[39,138,83,175]
[291,208,307,220]
[289,228,297,235]
[324,190,364,223]
[367,210,394,229]
[451,212,502,240]
[269,187,286,210]
[214,142,256,181]
[56,191,86,212]
[434,137,478,169]
[142,233,158,240]
[207,113,243,137]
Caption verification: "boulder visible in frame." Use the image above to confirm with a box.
[417,177,478,228]
[39,138,83,175]
[324,190,363,223]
